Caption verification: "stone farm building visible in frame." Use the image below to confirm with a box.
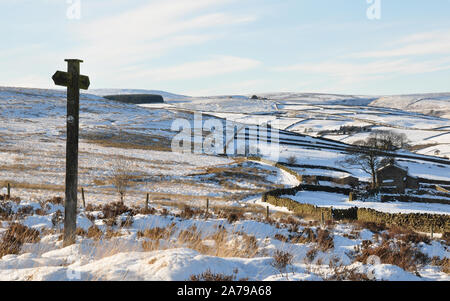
[336,175,359,188]
[376,163,419,194]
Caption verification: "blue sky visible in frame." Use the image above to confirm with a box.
[1,0,450,96]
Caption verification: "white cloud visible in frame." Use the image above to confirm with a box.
[69,0,256,78]
[272,57,450,93]
[132,56,261,81]
[273,30,450,91]
[77,1,250,43]
[354,30,450,58]
[184,79,270,96]
[0,74,53,89]
[275,58,450,77]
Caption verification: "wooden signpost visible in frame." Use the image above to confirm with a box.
[52,59,90,246]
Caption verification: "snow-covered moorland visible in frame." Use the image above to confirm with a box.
[0,196,448,281]
[1,87,449,281]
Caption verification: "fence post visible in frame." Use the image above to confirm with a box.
[145,193,149,211]
[321,211,324,225]
[266,206,270,220]
[206,198,209,214]
[81,188,86,208]
[431,224,434,239]
[7,183,11,199]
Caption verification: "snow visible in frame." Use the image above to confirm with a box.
[283,190,450,215]
[0,192,448,281]
[370,264,422,281]
[22,215,52,229]
[0,248,279,281]
[252,160,301,187]
[1,86,449,281]
[370,93,450,118]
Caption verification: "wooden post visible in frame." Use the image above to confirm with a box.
[321,211,324,225]
[7,183,10,199]
[52,59,90,247]
[145,193,149,211]
[81,188,86,208]
[266,206,270,220]
[349,192,353,202]
[64,59,81,246]
[206,198,209,214]
[431,224,434,239]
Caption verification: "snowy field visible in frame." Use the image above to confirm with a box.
[140,91,450,159]
[0,197,448,281]
[1,87,449,281]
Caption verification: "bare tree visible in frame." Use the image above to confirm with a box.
[111,158,133,204]
[340,131,404,189]
[286,155,297,165]
[342,140,382,189]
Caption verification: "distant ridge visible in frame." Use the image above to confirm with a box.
[89,89,187,100]
[1,86,448,118]
[370,93,450,119]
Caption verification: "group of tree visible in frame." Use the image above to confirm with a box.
[318,125,372,136]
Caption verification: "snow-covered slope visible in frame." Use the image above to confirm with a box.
[0,196,448,281]
[0,86,301,203]
[84,89,450,118]
[162,91,450,117]
[1,86,450,282]
[251,92,377,106]
[369,93,450,118]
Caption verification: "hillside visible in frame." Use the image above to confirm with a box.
[370,93,450,119]
[0,86,449,281]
